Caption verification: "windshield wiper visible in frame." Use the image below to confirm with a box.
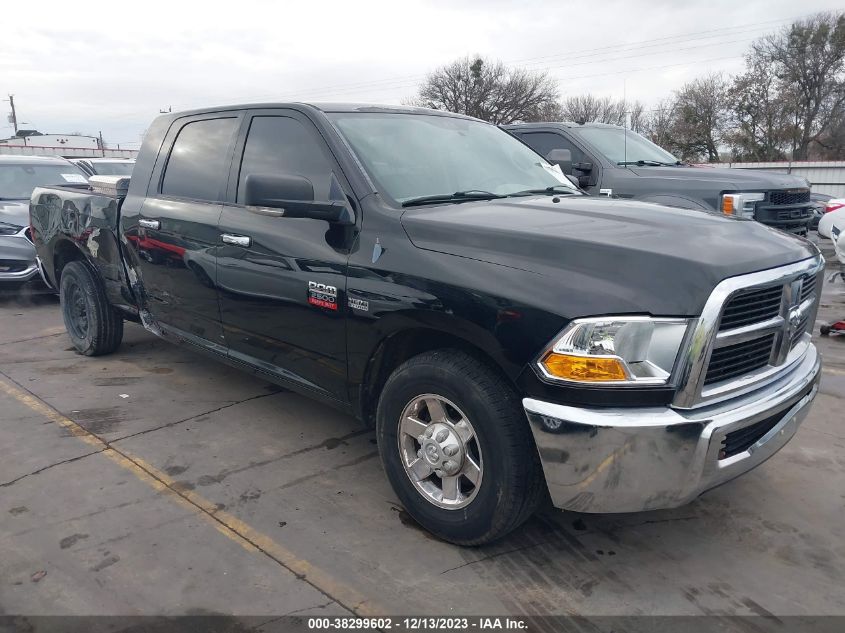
[401,190,506,207]
[506,185,579,197]
[617,160,675,167]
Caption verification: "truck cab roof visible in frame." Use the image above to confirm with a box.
[157,102,481,121]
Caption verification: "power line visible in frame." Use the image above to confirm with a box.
[94,11,815,123]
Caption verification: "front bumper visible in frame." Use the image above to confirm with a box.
[0,234,38,283]
[523,345,821,513]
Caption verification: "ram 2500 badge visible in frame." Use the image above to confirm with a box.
[31,104,822,544]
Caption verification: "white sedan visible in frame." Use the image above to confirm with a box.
[817,200,845,239]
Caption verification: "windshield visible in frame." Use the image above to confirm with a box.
[328,112,578,204]
[571,126,680,165]
[93,162,135,176]
[0,164,88,199]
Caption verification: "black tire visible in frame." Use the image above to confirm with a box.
[820,325,831,336]
[376,349,545,545]
[59,260,123,356]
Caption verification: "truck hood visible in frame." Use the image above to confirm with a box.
[627,165,809,191]
[401,196,817,316]
[0,199,29,228]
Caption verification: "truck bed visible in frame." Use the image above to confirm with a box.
[30,183,137,314]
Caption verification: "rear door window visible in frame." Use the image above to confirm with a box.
[161,117,238,201]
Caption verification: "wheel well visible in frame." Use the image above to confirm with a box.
[52,241,86,286]
[360,328,515,425]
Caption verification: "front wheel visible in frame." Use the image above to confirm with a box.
[376,349,545,545]
[60,260,123,356]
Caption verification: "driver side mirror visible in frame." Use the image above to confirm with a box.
[546,149,572,175]
[243,174,354,225]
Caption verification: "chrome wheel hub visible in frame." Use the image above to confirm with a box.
[419,422,463,477]
[398,394,483,509]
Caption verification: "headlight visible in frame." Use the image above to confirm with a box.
[538,317,691,385]
[721,193,764,219]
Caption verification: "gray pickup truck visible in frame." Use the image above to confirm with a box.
[506,122,814,236]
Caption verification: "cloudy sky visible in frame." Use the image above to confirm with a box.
[1,0,842,148]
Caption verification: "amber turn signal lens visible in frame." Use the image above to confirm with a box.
[541,352,628,382]
[722,196,735,215]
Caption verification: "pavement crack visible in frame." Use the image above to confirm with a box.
[108,391,286,443]
[272,451,379,492]
[439,540,552,575]
[0,331,65,346]
[201,429,371,486]
[0,449,105,488]
[265,600,338,620]
[0,370,379,617]
[622,515,699,528]
[803,427,845,441]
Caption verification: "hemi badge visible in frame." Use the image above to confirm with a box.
[349,297,369,312]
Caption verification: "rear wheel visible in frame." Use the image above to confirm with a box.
[60,261,123,356]
[376,349,545,545]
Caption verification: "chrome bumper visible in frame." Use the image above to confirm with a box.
[523,346,821,513]
[0,234,39,283]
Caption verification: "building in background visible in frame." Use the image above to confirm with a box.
[0,130,137,159]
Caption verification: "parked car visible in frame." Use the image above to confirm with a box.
[71,158,136,177]
[0,155,88,287]
[31,104,822,545]
[818,203,845,239]
[809,192,834,231]
[832,217,845,266]
[505,122,815,236]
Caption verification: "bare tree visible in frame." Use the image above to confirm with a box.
[640,98,678,151]
[671,73,730,162]
[727,56,793,161]
[560,94,626,125]
[411,56,560,124]
[752,12,845,159]
[814,110,845,158]
[627,101,648,133]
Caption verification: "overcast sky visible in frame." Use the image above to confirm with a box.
[2,0,842,148]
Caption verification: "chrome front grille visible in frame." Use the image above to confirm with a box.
[799,274,816,304]
[718,286,782,330]
[704,334,776,385]
[673,257,823,409]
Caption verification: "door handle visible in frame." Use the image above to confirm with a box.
[139,219,160,230]
[221,234,251,247]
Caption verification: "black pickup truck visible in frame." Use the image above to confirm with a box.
[506,122,815,236]
[31,103,823,545]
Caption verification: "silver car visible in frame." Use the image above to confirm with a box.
[0,155,88,285]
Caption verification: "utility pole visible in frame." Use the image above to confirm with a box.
[7,94,18,134]
[98,130,106,157]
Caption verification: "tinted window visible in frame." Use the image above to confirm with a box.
[237,116,333,203]
[161,117,238,201]
[518,132,588,166]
